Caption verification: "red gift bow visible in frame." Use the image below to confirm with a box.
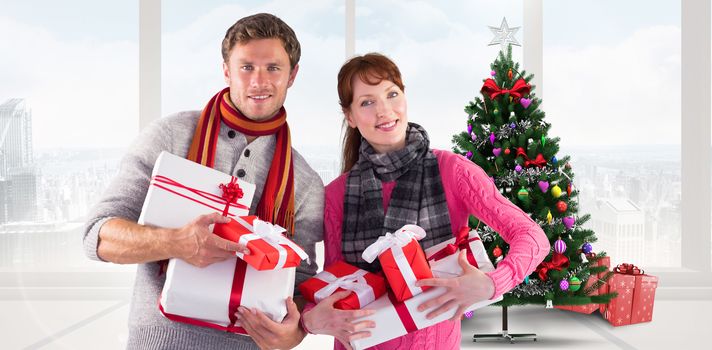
[516,148,547,168]
[535,253,570,281]
[480,78,531,100]
[614,263,644,275]
[219,179,244,216]
[427,226,480,267]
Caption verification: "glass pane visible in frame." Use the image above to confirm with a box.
[355,0,523,150]
[0,1,138,273]
[544,0,681,268]
[162,0,345,184]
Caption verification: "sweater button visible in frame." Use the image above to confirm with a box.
[244,149,250,157]
[237,169,246,178]
[227,130,236,138]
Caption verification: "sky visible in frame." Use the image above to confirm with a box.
[0,0,697,150]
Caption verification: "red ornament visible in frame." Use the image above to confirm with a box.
[567,183,572,196]
[507,69,513,80]
[493,245,503,258]
[556,201,568,213]
[504,148,511,155]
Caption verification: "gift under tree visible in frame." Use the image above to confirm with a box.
[452,45,616,309]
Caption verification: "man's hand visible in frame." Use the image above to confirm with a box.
[301,291,375,350]
[237,297,306,350]
[172,213,250,267]
[415,250,495,321]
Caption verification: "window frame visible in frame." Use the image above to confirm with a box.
[6,0,709,300]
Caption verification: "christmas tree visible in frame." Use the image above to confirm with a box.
[452,45,616,307]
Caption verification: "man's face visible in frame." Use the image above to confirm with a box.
[223,38,298,121]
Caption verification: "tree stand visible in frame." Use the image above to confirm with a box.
[472,306,537,343]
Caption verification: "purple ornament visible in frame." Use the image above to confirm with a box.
[471,133,477,141]
[582,242,593,254]
[563,216,576,230]
[493,148,501,157]
[489,132,495,145]
[466,151,473,159]
[538,181,549,193]
[559,279,569,291]
[510,122,516,129]
[515,165,523,172]
[467,123,472,134]
[554,238,567,254]
[490,70,496,77]
[464,310,474,318]
[520,98,532,108]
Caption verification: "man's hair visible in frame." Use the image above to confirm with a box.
[221,13,301,69]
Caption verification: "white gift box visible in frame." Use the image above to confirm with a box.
[138,151,296,333]
[425,229,495,278]
[350,230,502,350]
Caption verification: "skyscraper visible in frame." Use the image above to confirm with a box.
[0,99,37,223]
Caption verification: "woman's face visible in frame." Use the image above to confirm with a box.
[346,77,408,154]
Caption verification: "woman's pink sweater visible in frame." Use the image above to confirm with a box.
[308,149,550,350]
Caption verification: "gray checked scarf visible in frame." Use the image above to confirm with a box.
[342,122,453,272]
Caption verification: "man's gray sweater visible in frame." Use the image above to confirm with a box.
[83,111,324,349]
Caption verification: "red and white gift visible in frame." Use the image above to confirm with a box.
[361,225,434,302]
[425,227,494,276]
[298,261,387,310]
[213,215,309,271]
[138,151,301,334]
[600,263,658,326]
[350,227,502,350]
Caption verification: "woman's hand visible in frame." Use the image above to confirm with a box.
[302,291,376,350]
[415,250,495,321]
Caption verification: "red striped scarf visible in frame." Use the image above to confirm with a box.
[188,87,295,235]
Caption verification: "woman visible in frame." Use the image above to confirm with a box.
[301,53,550,350]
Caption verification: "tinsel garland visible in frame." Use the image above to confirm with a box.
[507,278,554,297]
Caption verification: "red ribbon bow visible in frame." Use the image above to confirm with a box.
[427,227,479,267]
[614,263,643,275]
[480,78,531,101]
[516,148,547,168]
[219,179,244,216]
[535,253,570,281]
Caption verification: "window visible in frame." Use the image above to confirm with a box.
[543,0,681,268]
[0,1,138,275]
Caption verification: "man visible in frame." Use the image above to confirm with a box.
[83,13,323,349]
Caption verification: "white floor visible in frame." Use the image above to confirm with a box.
[2,298,707,349]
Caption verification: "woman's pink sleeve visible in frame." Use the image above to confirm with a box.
[448,154,550,298]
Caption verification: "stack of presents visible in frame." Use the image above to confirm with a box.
[139,152,502,350]
[139,151,658,350]
[555,254,659,327]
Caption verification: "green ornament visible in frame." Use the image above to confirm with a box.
[541,136,546,146]
[517,188,529,201]
[568,276,582,292]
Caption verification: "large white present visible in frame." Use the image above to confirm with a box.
[350,228,502,350]
[138,151,297,334]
